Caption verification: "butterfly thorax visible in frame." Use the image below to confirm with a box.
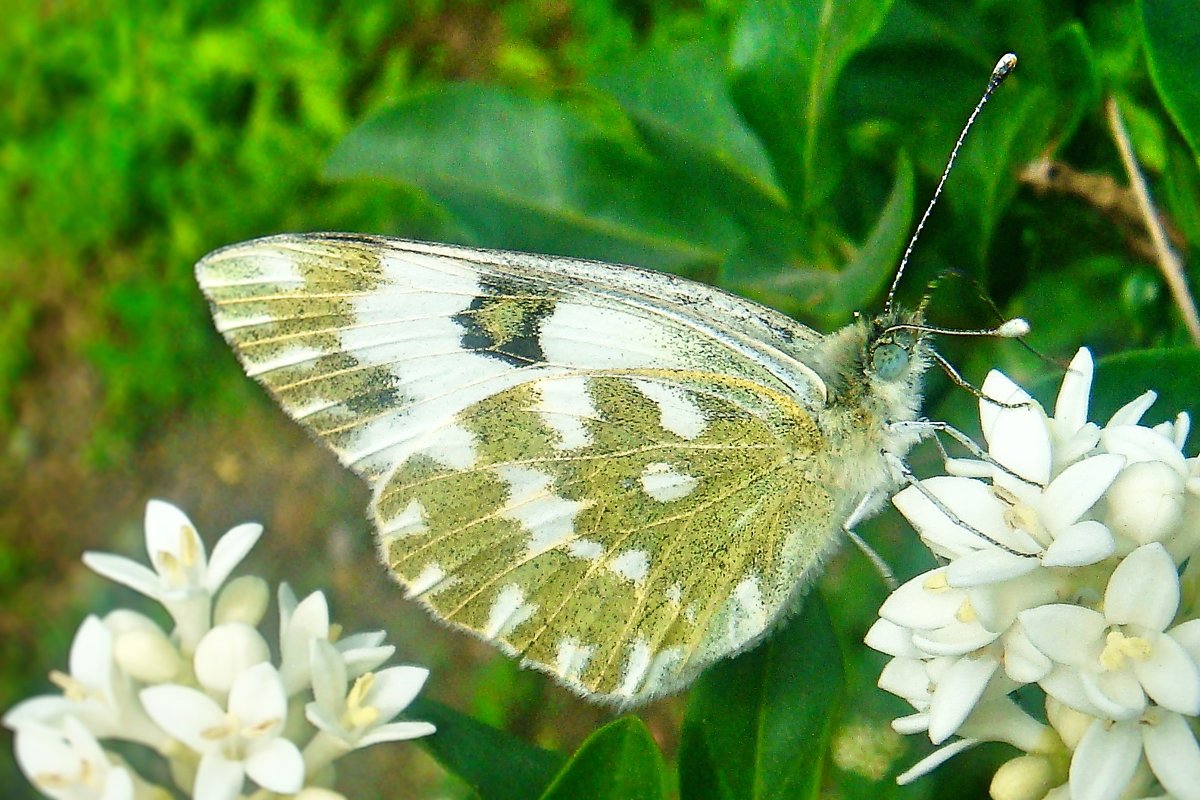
[805,307,929,497]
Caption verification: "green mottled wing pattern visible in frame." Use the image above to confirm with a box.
[196,232,844,705]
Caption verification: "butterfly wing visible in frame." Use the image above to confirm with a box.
[196,232,844,705]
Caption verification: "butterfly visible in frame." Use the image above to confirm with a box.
[195,232,933,706]
[196,55,1019,708]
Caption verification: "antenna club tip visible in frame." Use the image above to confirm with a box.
[996,318,1030,338]
[994,53,1018,78]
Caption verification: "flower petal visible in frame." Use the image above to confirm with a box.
[358,720,437,747]
[912,622,998,657]
[1108,391,1157,427]
[1001,624,1053,683]
[1038,666,1104,717]
[81,553,162,598]
[878,568,964,631]
[194,753,245,800]
[879,657,932,706]
[1040,520,1114,567]
[981,371,1051,486]
[145,500,207,572]
[1039,454,1125,531]
[140,685,225,752]
[1080,669,1145,720]
[244,737,304,794]
[893,478,1011,556]
[1102,424,1188,473]
[947,549,1038,586]
[1141,708,1200,800]
[1104,543,1179,630]
[204,523,263,593]
[1170,619,1200,664]
[1019,605,1106,666]
[309,638,349,715]
[1053,349,1093,436]
[1069,719,1141,800]
[896,737,981,785]
[228,662,287,729]
[364,666,429,720]
[864,619,922,659]
[1133,632,1200,715]
[928,654,998,744]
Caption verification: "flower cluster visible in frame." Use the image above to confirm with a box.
[868,349,1200,800]
[4,500,435,800]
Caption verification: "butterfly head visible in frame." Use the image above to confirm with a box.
[811,307,929,426]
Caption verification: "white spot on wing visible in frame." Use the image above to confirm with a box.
[539,303,690,369]
[405,563,453,598]
[608,549,650,585]
[630,379,707,439]
[531,376,596,450]
[639,462,699,502]
[485,584,538,639]
[617,638,653,696]
[555,638,594,682]
[567,538,604,560]
[666,583,683,605]
[727,574,768,648]
[494,466,589,555]
[384,499,428,539]
[641,647,684,698]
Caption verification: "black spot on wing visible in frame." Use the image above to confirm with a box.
[453,276,557,367]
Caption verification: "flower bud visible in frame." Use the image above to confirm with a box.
[193,622,270,693]
[1104,461,1185,544]
[989,754,1059,800]
[114,627,183,684]
[214,575,270,626]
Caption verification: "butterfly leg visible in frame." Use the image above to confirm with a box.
[842,492,899,590]
[890,419,1045,488]
[883,451,1038,559]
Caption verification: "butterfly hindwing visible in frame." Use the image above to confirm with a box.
[196,232,844,704]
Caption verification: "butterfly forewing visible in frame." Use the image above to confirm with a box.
[196,233,843,704]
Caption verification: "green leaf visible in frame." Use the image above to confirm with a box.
[729,0,894,211]
[720,154,913,322]
[1141,0,1200,157]
[1028,348,1200,452]
[595,41,789,213]
[325,84,740,274]
[538,717,667,800]
[409,697,565,800]
[679,592,845,800]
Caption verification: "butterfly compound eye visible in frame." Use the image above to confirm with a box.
[872,342,910,381]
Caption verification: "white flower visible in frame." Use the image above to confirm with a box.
[4,616,163,749]
[871,346,1200,798]
[12,715,135,800]
[1069,707,1200,800]
[83,500,262,651]
[302,639,434,774]
[1020,543,1200,720]
[276,585,394,696]
[140,662,303,800]
[192,622,271,694]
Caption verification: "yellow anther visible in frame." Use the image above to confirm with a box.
[956,598,978,623]
[1098,630,1151,670]
[923,573,950,592]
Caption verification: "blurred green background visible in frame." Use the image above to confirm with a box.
[2,0,1199,797]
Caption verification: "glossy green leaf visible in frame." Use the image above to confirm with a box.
[729,0,894,211]
[409,697,565,800]
[325,84,740,274]
[720,154,913,322]
[596,41,788,214]
[538,717,667,800]
[679,592,845,800]
[1141,0,1200,157]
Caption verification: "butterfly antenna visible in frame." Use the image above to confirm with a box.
[885,53,1019,312]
